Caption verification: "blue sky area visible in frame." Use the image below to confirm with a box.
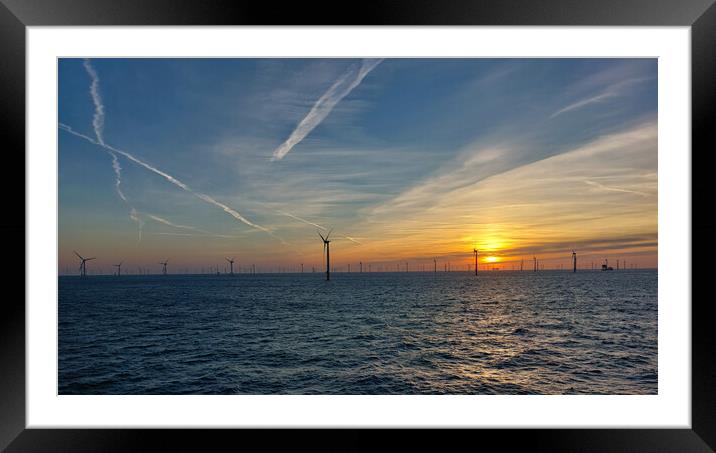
[58,58,657,274]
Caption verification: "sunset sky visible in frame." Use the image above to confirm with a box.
[58,58,657,274]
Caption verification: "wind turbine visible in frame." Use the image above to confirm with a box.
[318,229,332,281]
[473,248,479,276]
[159,260,168,275]
[572,250,577,273]
[113,261,123,276]
[533,256,537,272]
[226,257,235,275]
[74,251,95,277]
[434,258,437,273]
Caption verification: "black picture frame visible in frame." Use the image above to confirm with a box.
[2,0,713,450]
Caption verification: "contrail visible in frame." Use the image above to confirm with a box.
[149,232,241,239]
[145,215,240,239]
[146,213,202,231]
[83,58,140,239]
[83,59,105,145]
[110,153,128,202]
[59,123,279,239]
[146,213,237,238]
[279,210,328,231]
[129,208,144,243]
[584,180,649,197]
[270,58,383,161]
[278,210,362,244]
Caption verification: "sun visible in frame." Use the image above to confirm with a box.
[485,256,499,263]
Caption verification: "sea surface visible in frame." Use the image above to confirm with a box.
[58,270,657,394]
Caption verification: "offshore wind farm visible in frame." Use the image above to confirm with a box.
[58,58,657,395]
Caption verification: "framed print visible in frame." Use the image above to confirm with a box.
[3,0,714,450]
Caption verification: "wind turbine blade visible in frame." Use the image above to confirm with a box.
[318,231,326,242]
[74,251,84,260]
[326,228,333,240]
[87,257,96,261]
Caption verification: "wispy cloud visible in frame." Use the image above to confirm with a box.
[270,59,383,161]
[549,77,651,119]
[358,121,657,263]
[59,123,280,241]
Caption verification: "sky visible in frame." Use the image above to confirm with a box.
[58,58,657,275]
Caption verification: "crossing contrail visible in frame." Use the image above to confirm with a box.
[59,123,279,240]
[270,59,383,161]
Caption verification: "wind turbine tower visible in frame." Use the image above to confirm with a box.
[572,250,577,273]
[473,248,479,276]
[226,257,235,275]
[74,251,95,277]
[533,256,537,272]
[318,229,332,281]
[114,261,123,276]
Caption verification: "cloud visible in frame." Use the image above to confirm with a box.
[110,153,128,202]
[145,213,239,239]
[146,213,201,231]
[83,59,105,145]
[357,121,657,262]
[277,210,362,244]
[584,179,649,197]
[549,76,651,119]
[83,59,145,238]
[129,208,144,243]
[59,123,280,241]
[270,59,382,161]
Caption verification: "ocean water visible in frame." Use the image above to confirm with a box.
[58,270,657,394]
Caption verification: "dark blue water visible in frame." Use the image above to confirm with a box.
[58,270,657,394]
